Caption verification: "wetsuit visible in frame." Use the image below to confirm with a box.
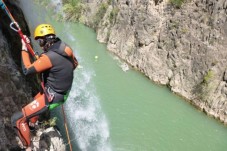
[11,38,78,147]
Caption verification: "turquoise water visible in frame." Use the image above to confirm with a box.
[19,1,227,151]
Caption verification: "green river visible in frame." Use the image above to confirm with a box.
[19,1,227,151]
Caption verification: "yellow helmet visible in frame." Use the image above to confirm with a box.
[34,24,55,39]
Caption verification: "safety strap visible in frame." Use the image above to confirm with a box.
[48,89,70,110]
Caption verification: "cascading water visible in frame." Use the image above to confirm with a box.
[65,65,111,151]
[54,4,112,149]
[50,6,112,151]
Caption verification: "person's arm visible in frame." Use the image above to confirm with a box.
[64,46,78,69]
[21,51,52,75]
[72,54,78,69]
[21,35,53,75]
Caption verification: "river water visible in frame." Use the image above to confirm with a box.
[18,1,227,151]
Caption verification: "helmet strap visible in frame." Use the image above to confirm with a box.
[37,38,46,47]
[42,35,57,51]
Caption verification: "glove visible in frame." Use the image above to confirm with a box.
[21,35,30,51]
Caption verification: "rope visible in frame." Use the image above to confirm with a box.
[0,0,42,108]
[61,105,73,151]
[0,0,38,58]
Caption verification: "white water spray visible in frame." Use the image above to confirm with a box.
[62,25,112,150]
[65,68,111,151]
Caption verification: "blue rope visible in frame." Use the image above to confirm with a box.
[0,1,5,9]
[0,1,13,22]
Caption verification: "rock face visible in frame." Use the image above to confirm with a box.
[28,127,66,151]
[0,1,65,150]
[0,3,32,149]
[81,0,227,123]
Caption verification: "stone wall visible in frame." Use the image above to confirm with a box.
[81,0,227,123]
[0,30,30,150]
[0,1,32,149]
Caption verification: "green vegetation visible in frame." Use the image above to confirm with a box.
[198,70,215,101]
[42,117,57,127]
[168,20,180,30]
[35,0,115,26]
[107,0,112,5]
[203,70,214,85]
[93,2,108,28]
[62,0,85,22]
[193,69,216,102]
[34,0,85,22]
[109,7,119,24]
[181,28,188,34]
[34,0,49,6]
[169,0,185,8]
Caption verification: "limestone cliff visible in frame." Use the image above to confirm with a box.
[79,0,227,123]
[0,1,65,150]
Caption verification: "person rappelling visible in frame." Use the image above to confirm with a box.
[11,24,78,150]
[0,1,77,150]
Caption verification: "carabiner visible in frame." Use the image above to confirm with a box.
[10,22,20,32]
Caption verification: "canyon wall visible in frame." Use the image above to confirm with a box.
[80,0,227,123]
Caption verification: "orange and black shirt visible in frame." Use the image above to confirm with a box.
[21,39,78,94]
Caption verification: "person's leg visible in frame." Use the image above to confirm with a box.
[11,111,29,147]
[29,92,43,124]
[11,93,48,148]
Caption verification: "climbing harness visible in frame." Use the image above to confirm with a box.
[0,1,73,150]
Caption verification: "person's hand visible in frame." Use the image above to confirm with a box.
[21,35,30,51]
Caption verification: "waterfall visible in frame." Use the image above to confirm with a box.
[62,26,112,151]
[65,67,111,151]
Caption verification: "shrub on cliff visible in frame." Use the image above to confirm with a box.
[109,7,119,24]
[93,2,108,28]
[169,0,184,8]
[62,0,85,22]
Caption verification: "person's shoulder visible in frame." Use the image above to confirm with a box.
[42,50,54,58]
[59,39,70,48]
[40,52,50,58]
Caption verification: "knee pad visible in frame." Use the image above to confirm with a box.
[11,112,31,147]
[11,111,23,128]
